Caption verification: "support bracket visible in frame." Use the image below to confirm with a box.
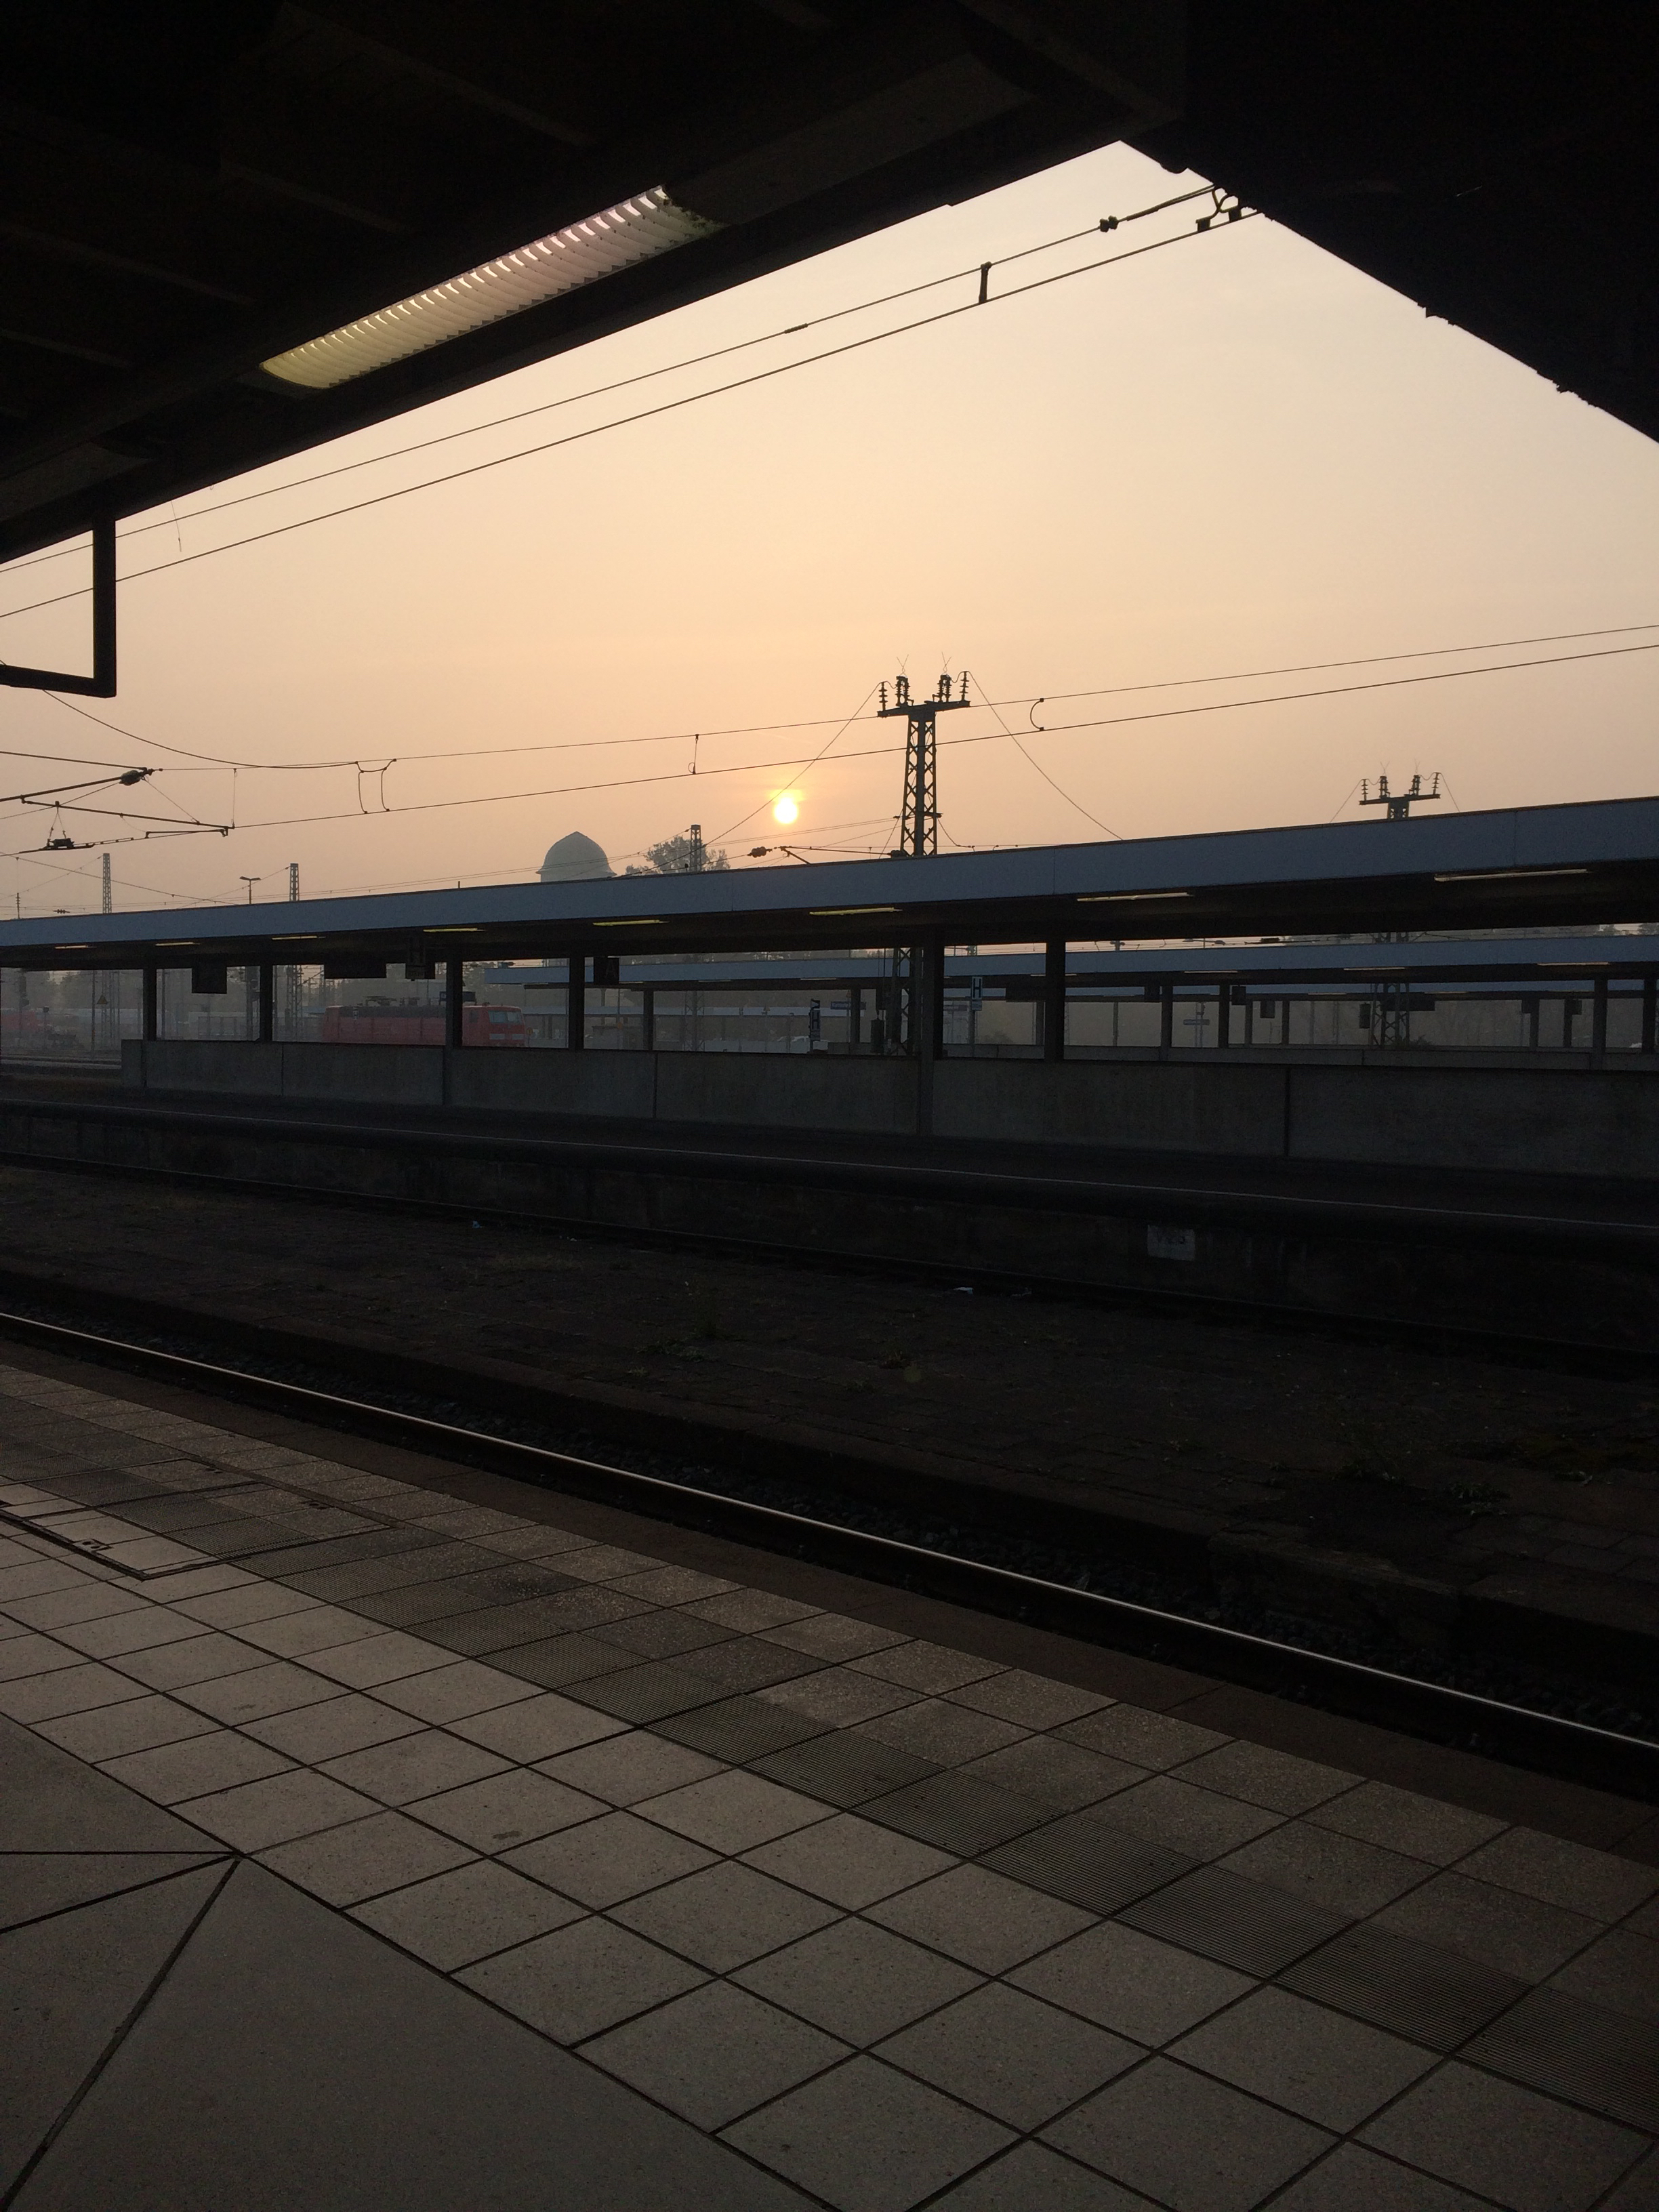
[0,520,117,696]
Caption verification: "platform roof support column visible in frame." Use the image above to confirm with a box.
[641,985,655,1053]
[914,931,945,1136]
[1042,940,1067,1063]
[142,966,159,1042]
[1643,975,1657,1057]
[1160,979,1176,1055]
[257,964,274,1043]
[568,952,586,1050]
[1593,974,1610,1061]
[1216,983,1232,1049]
[445,956,464,1049]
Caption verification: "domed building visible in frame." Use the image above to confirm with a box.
[537,831,615,884]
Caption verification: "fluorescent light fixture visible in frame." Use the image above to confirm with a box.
[426,926,480,935]
[157,939,197,945]
[811,905,897,917]
[1539,960,1610,968]
[1078,889,1188,903]
[273,933,319,941]
[594,917,661,927]
[1433,865,1589,882]
[262,189,722,391]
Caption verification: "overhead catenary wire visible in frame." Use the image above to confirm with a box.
[978,678,1123,840]
[1022,638,1659,740]
[0,210,1256,640]
[0,186,1225,581]
[18,613,1659,783]
[2,629,1654,888]
[96,635,1659,838]
[707,687,877,845]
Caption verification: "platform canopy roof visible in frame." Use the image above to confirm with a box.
[3,796,1658,971]
[493,936,1659,991]
[0,3,1655,576]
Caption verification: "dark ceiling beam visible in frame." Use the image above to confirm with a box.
[0,101,376,302]
[0,4,1110,550]
[285,0,605,144]
[0,79,1117,562]
[216,62,513,235]
[0,343,106,423]
[0,139,259,305]
[0,245,234,371]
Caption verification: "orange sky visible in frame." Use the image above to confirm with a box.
[3,141,1658,920]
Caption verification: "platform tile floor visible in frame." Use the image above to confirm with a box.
[1,1360,1657,2211]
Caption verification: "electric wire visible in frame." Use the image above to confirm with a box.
[3,634,1654,874]
[1027,619,1659,709]
[0,213,1254,635]
[1023,638,1659,739]
[139,636,1659,836]
[5,628,1655,859]
[979,679,1122,839]
[0,187,1224,580]
[20,612,1659,782]
[708,687,877,844]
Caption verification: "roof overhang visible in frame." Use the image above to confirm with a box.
[3,3,1657,584]
[6,796,1658,970]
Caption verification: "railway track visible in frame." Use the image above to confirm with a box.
[1,1290,1655,1807]
[2,1095,1658,1376]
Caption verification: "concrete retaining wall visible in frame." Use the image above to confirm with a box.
[933,1059,1288,1155]
[655,1051,917,1135]
[120,1038,1659,1179]
[11,1085,1658,1355]
[1285,1063,1659,1178]
[444,1049,656,1119]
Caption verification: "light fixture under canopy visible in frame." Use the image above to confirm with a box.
[262,188,721,392]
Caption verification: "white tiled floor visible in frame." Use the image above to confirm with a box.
[1,1359,1656,2211]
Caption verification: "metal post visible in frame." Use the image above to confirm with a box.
[888,945,906,1052]
[1643,975,1657,1057]
[142,966,159,1042]
[258,964,274,1042]
[1160,979,1175,1054]
[926,937,947,1063]
[642,985,655,1053]
[1523,995,1540,1049]
[914,931,945,1135]
[568,951,586,1050]
[849,986,863,1051]
[1216,984,1232,1049]
[91,518,117,697]
[1592,975,1609,1061]
[1042,940,1067,1063]
[445,956,464,1048]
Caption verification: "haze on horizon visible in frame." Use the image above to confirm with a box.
[2,140,1656,920]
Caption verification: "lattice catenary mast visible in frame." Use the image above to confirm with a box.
[1359,777,1442,1043]
[877,671,972,857]
[1360,771,1441,822]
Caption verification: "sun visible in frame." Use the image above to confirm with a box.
[772,794,799,825]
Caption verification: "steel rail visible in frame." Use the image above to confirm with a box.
[0,1302,1653,1803]
[3,1099,1658,1378]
